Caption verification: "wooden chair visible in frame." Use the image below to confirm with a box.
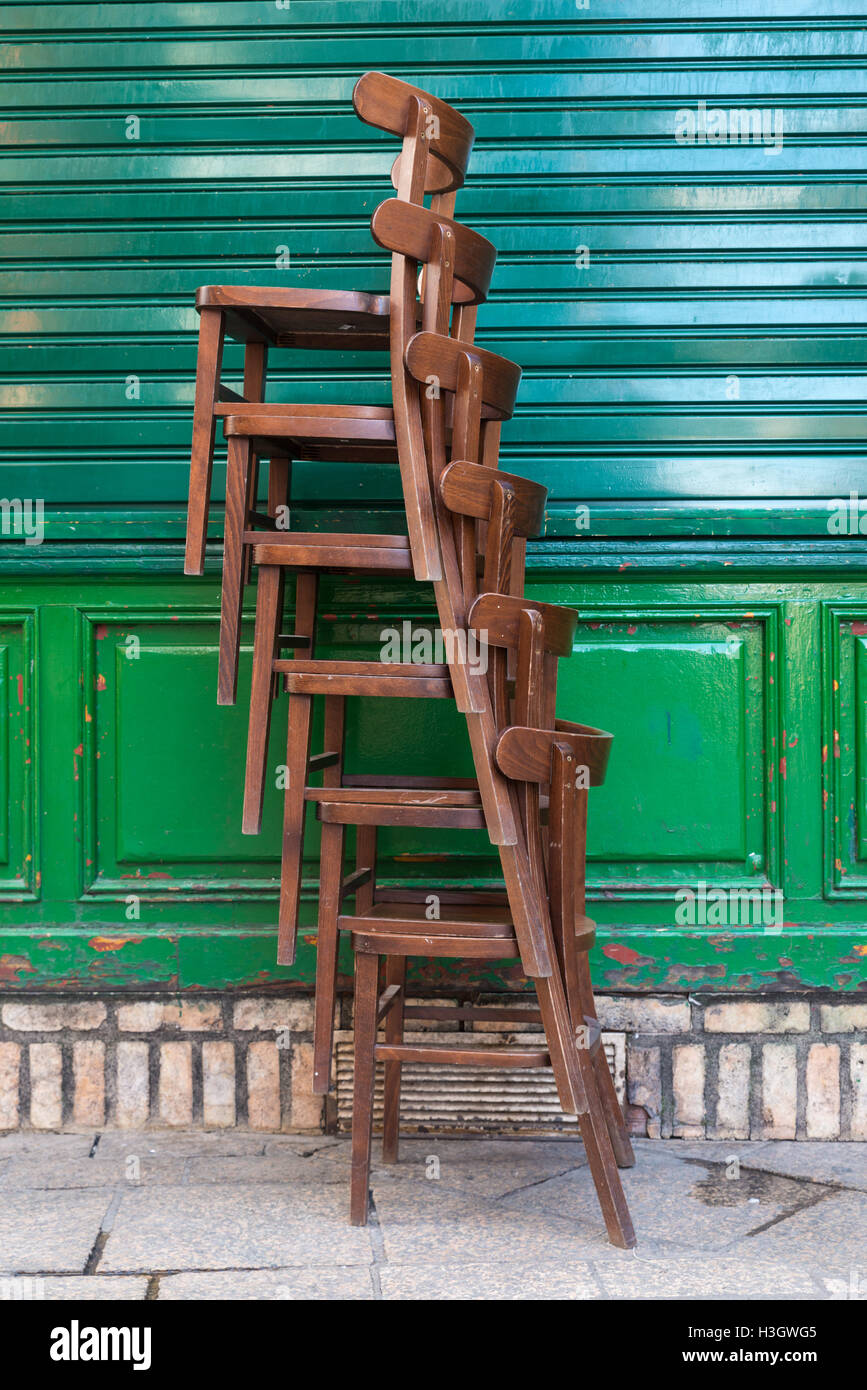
[238,317,591,1152]
[316,607,635,1247]
[308,588,578,1101]
[240,352,522,972]
[184,71,475,582]
[216,199,499,708]
[294,461,548,1088]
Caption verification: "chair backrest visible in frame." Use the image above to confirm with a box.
[353,71,474,201]
[496,720,613,790]
[355,73,485,584]
[463,593,590,975]
[397,327,522,587]
[497,716,614,1019]
[479,597,613,1018]
[371,201,496,308]
[439,459,547,607]
[468,590,576,734]
[406,332,521,423]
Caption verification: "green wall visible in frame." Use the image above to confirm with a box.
[1,1,866,992]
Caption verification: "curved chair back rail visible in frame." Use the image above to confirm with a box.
[440,460,547,537]
[496,722,614,788]
[468,591,579,659]
[353,70,474,194]
[371,199,496,305]
[405,331,522,420]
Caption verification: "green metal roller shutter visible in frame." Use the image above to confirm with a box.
[0,2,865,992]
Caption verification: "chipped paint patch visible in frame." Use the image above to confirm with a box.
[602,943,651,966]
[0,954,37,982]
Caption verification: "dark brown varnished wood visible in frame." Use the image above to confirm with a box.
[468,591,580,660]
[251,541,412,572]
[320,801,486,829]
[352,71,474,194]
[439,460,547,538]
[371,199,496,305]
[190,72,479,674]
[405,332,522,420]
[185,307,225,576]
[496,721,614,788]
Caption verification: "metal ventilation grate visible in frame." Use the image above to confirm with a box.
[334,1030,626,1133]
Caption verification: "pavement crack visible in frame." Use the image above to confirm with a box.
[744,1184,837,1238]
[145,1274,161,1300]
[495,1162,586,1201]
[681,1155,858,1196]
[83,1189,124,1274]
[88,1134,101,1159]
[83,1230,110,1275]
[366,1194,386,1300]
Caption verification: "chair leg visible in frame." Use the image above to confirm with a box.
[268,455,290,522]
[242,564,283,835]
[533,973,581,1116]
[275,573,319,966]
[576,954,635,1168]
[354,825,377,915]
[575,1045,636,1249]
[312,819,345,1094]
[241,452,260,586]
[593,1039,635,1169]
[217,434,252,706]
[240,345,268,587]
[350,948,380,1226]
[185,307,224,577]
[322,694,345,793]
[276,690,314,967]
[381,956,406,1164]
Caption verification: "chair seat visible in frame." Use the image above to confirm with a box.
[309,785,483,806]
[313,779,484,828]
[250,533,412,572]
[221,401,494,461]
[342,899,595,953]
[196,285,392,350]
[281,660,453,700]
[224,405,398,463]
[343,900,520,958]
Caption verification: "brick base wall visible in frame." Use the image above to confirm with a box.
[0,991,864,1139]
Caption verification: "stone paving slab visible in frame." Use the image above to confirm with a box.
[640,1139,773,1164]
[500,1144,832,1256]
[643,1138,867,1193]
[183,1153,347,1185]
[100,1183,373,1272]
[371,1184,614,1262]
[0,1156,188,1188]
[0,1132,862,1298]
[326,1135,586,1200]
[813,1266,867,1300]
[592,1255,820,1301]
[0,1189,113,1274]
[744,1189,867,1266]
[725,1141,867,1192]
[0,1133,95,1159]
[93,1131,269,1159]
[378,1260,601,1300]
[158,1268,374,1299]
[0,1275,149,1300]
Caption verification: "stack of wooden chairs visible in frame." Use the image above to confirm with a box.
[184,73,637,1248]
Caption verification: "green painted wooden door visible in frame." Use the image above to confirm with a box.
[1,2,866,991]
